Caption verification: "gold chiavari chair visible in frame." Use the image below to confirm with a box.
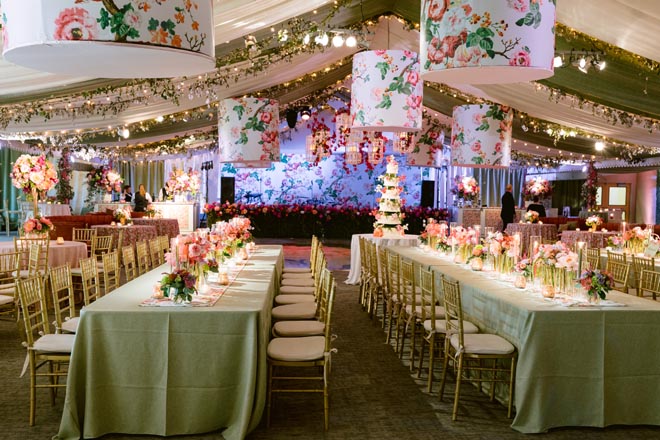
[158,235,170,255]
[358,236,370,307]
[606,259,631,294]
[79,257,102,305]
[91,235,113,265]
[272,252,327,311]
[49,264,78,333]
[440,276,517,421]
[586,248,601,270]
[632,255,655,295]
[282,235,318,275]
[72,228,96,257]
[377,246,388,326]
[396,259,424,364]
[149,238,164,267]
[16,276,74,426]
[0,251,21,321]
[14,236,49,279]
[639,269,660,300]
[135,241,151,275]
[100,251,120,295]
[366,240,382,318]
[122,245,137,283]
[607,250,627,265]
[384,251,401,345]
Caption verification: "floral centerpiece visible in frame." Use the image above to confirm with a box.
[579,268,614,302]
[451,176,479,204]
[585,215,603,231]
[159,269,197,303]
[522,177,552,201]
[513,258,533,288]
[203,201,223,226]
[524,211,540,224]
[86,164,123,204]
[623,226,647,254]
[23,216,55,236]
[145,204,159,218]
[11,154,59,216]
[450,226,479,263]
[607,235,624,249]
[467,244,487,270]
[166,167,201,200]
[113,207,132,225]
[533,242,576,296]
[419,218,449,252]
[488,232,516,274]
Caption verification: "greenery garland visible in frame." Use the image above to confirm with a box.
[55,148,75,204]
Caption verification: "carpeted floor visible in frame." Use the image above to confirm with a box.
[1,244,660,439]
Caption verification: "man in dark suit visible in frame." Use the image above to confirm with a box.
[122,185,132,202]
[501,184,516,232]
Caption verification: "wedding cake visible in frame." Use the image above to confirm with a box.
[374,156,406,237]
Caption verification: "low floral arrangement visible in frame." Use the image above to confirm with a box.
[585,215,603,228]
[522,177,552,201]
[113,207,132,224]
[579,268,614,300]
[145,204,159,218]
[487,232,515,257]
[450,176,479,202]
[166,167,201,196]
[159,269,197,303]
[467,244,487,262]
[524,210,540,224]
[514,258,533,279]
[23,216,55,235]
[11,154,59,195]
[419,218,448,246]
[607,235,624,248]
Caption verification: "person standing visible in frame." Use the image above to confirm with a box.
[122,185,132,203]
[501,184,516,232]
[133,184,150,212]
[526,196,547,218]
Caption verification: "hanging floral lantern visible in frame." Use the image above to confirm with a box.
[420,0,555,84]
[367,134,385,166]
[1,0,215,78]
[450,104,512,168]
[345,130,364,165]
[393,132,417,154]
[406,115,446,167]
[218,97,280,166]
[351,50,423,132]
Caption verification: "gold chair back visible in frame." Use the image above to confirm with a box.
[72,228,97,256]
[149,238,164,266]
[122,245,137,282]
[16,276,50,348]
[606,259,631,294]
[586,248,600,270]
[135,241,151,275]
[101,251,120,294]
[14,236,49,277]
[607,250,627,264]
[91,235,113,261]
[49,264,76,333]
[639,269,660,301]
[158,235,170,254]
[632,255,655,295]
[79,257,102,305]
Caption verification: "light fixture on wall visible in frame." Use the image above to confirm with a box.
[554,50,606,73]
[594,141,606,151]
[300,107,312,121]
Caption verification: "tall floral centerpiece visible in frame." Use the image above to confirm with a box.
[451,176,479,206]
[11,154,59,217]
[522,177,552,201]
[86,164,123,204]
[166,167,201,202]
[581,161,598,210]
[55,148,74,204]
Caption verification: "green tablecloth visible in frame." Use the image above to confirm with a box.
[56,245,283,440]
[388,246,660,433]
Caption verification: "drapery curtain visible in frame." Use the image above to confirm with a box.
[0,148,25,211]
[163,152,217,205]
[118,161,165,201]
[551,179,584,216]
[472,168,527,208]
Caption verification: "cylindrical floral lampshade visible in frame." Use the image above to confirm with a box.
[420,0,555,84]
[406,119,445,168]
[450,104,512,168]
[1,0,215,78]
[218,98,281,165]
[351,50,423,132]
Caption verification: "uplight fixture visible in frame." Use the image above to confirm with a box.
[332,34,345,48]
[300,107,311,121]
[345,35,357,47]
[595,141,605,151]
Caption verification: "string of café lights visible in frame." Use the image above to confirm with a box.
[0,8,657,165]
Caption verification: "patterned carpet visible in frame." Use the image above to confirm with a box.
[1,244,660,439]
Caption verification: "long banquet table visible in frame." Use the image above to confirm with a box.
[56,245,284,440]
[387,245,660,433]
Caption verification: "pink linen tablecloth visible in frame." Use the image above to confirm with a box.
[132,218,180,239]
[561,231,618,249]
[91,224,158,249]
[504,223,558,256]
[0,240,87,268]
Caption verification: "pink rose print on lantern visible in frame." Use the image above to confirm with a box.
[406,94,422,109]
[471,141,482,153]
[372,87,385,100]
[123,10,141,28]
[427,0,449,21]
[374,49,387,56]
[509,50,531,67]
[54,7,99,41]
[403,50,415,59]
[261,131,278,144]
[495,142,502,153]
[260,112,273,124]
[472,112,483,125]
[507,0,529,13]
[407,70,420,86]
[427,30,468,64]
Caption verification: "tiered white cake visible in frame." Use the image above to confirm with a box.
[374,155,405,237]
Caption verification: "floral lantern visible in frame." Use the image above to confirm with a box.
[450,104,512,168]
[406,118,445,167]
[345,130,364,165]
[1,0,215,78]
[420,0,555,84]
[218,97,280,167]
[351,50,423,133]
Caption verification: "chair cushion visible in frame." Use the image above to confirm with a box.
[33,334,75,353]
[0,294,14,306]
[273,320,325,337]
[423,319,479,334]
[281,272,314,280]
[268,336,325,362]
[61,317,79,334]
[274,294,316,305]
[450,333,515,355]
[272,302,317,320]
[70,268,83,276]
[282,267,312,274]
[405,304,445,317]
[281,278,315,287]
[279,285,315,295]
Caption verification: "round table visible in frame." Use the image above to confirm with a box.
[0,240,88,268]
[560,230,619,249]
[346,233,419,285]
[91,224,158,250]
[132,218,180,240]
[504,223,558,256]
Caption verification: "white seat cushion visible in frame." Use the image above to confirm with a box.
[450,333,515,355]
[279,285,315,295]
[0,294,14,305]
[61,317,79,334]
[423,319,479,334]
[405,304,445,317]
[268,336,325,362]
[273,320,325,337]
[70,268,82,276]
[33,334,75,353]
[272,302,317,320]
[282,267,312,274]
[281,278,315,287]
[274,294,316,305]
[282,272,314,279]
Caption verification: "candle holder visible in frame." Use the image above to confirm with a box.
[529,235,541,259]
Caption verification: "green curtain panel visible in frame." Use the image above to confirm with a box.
[1,148,28,211]
[119,161,165,199]
[552,179,584,216]
[472,168,527,208]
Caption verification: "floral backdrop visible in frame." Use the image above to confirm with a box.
[221,153,423,207]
